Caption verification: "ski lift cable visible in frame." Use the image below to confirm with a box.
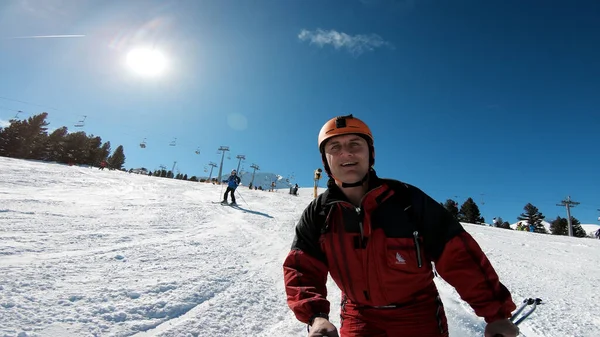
[0,106,23,113]
[0,95,60,110]
[0,103,254,170]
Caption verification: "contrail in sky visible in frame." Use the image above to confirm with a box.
[6,35,86,39]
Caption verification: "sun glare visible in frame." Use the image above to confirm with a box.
[126,48,167,77]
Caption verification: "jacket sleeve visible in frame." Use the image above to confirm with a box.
[410,185,517,323]
[282,198,330,324]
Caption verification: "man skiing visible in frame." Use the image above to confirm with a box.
[282,114,519,337]
[222,169,241,206]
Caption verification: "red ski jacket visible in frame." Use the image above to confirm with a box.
[283,172,516,325]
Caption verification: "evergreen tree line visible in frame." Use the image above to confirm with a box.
[148,169,199,182]
[1,112,204,181]
[0,112,126,169]
[441,198,590,238]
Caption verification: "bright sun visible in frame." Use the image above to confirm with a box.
[126,48,167,77]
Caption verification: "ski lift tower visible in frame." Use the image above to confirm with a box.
[249,163,260,187]
[171,161,177,178]
[207,162,218,182]
[235,154,245,174]
[216,146,229,184]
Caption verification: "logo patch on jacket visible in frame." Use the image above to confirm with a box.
[395,252,406,264]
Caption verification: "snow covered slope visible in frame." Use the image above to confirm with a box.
[1,157,599,337]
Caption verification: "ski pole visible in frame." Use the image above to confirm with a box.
[512,298,542,326]
[219,180,226,201]
[235,189,251,210]
[493,298,542,337]
[509,298,532,323]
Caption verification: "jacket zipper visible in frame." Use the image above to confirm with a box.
[413,231,423,268]
[327,186,383,303]
[355,186,384,302]
[356,207,370,302]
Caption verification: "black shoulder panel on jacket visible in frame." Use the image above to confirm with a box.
[379,178,465,261]
[406,183,465,261]
[290,191,329,264]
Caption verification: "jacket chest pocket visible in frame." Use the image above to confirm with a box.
[384,237,424,273]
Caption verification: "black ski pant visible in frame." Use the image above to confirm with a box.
[223,187,237,203]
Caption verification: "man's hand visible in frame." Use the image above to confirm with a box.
[484,318,519,337]
[307,317,339,337]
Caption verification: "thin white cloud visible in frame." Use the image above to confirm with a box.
[6,35,85,39]
[0,119,11,128]
[298,29,393,56]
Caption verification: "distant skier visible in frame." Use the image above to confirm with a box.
[595,228,600,239]
[222,169,241,206]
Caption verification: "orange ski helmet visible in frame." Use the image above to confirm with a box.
[318,114,374,177]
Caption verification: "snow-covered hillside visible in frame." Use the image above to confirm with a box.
[1,157,599,337]
[511,220,600,238]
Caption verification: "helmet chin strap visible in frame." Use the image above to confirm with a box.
[336,171,369,188]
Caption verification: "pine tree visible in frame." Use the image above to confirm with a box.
[183,174,188,180]
[0,113,51,159]
[0,118,26,157]
[87,136,104,167]
[517,203,547,233]
[550,216,586,237]
[44,127,68,161]
[99,141,111,164]
[458,198,485,224]
[62,131,90,164]
[107,145,126,169]
[443,199,459,220]
[21,113,50,160]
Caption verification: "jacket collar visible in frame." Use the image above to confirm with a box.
[323,169,382,205]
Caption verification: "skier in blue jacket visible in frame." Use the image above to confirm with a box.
[222,169,241,205]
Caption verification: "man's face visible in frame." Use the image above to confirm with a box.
[323,134,370,183]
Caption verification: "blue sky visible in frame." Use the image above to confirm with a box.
[1,0,599,225]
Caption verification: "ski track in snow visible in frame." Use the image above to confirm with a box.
[0,157,599,337]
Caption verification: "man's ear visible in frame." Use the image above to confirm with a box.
[371,147,376,168]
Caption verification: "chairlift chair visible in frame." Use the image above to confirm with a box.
[74,115,87,128]
[169,138,177,146]
[140,138,147,149]
[195,147,200,155]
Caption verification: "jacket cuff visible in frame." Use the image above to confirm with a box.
[485,308,511,323]
[308,312,329,325]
